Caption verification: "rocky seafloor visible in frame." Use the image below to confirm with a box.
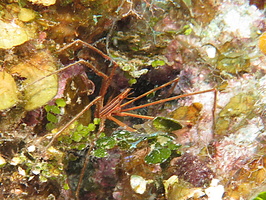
[0,0,265,199]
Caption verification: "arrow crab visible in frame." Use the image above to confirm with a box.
[38,39,218,198]
[43,39,218,148]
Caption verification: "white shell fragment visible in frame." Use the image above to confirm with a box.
[130,175,147,194]
[18,167,26,176]
[27,145,36,152]
[206,46,216,58]
[205,179,225,200]
[0,20,30,49]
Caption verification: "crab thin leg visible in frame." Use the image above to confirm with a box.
[116,112,154,120]
[120,88,218,132]
[107,115,136,132]
[99,88,132,117]
[77,89,134,198]
[103,77,180,131]
[57,39,113,61]
[121,88,217,112]
[57,39,119,98]
[111,112,153,131]
[40,40,122,148]
[25,49,110,89]
[121,77,180,108]
[57,39,120,116]
[69,59,119,117]
[46,96,102,199]
[44,96,101,150]
[74,91,134,198]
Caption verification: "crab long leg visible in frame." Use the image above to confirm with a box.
[58,39,124,119]
[44,96,102,150]
[73,60,109,80]
[99,88,132,117]
[107,115,136,132]
[120,88,218,132]
[116,112,154,120]
[57,39,113,62]
[121,88,217,112]
[121,77,180,108]
[57,39,119,98]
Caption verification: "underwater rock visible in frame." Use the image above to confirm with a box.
[170,153,214,187]
[163,175,205,200]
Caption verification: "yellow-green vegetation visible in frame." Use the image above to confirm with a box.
[152,116,183,132]
[253,191,266,200]
[216,93,257,135]
[0,71,18,110]
[18,8,36,22]
[216,52,251,74]
[0,3,37,49]
[27,0,56,6]
[9,51,58,111]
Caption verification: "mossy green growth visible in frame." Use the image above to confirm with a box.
[216,45,251,75]
[93,130,181,164]
[145,134,181,164]
[18,0,27,7]
[145,147,171,164]
[117,60,148,78]
[55,98,67,107]
[93,148,108,158]
[151,60,166,68]
[57,119,99,151]
[129,78,137,86]
[253,191,266,200]
[183,25,192,35]
[217,55,250,74]
[96,136,116,149]
[59,0,73,6]
[45,98,66,131]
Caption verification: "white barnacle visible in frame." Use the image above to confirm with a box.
[130,175,147,194]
